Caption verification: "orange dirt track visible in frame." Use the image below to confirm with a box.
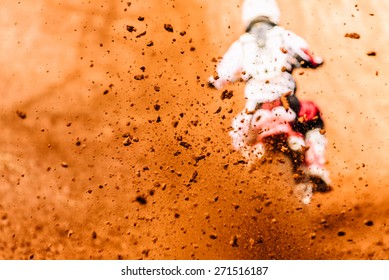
[1,0,388,259]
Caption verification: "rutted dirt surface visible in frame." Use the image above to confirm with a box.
[0,0,388,259]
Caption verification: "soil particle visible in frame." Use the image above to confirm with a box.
[136,31,146,38]
[135,196,147,205]
[123,137,131,146]
[220,90,234,100]
[142,249,150,257]
[164,24,174,32]
[337,231,346,237]
[345,32,360,39]
[214,106,222,114]
[194,155,206,164]
[16,110,27,119]
[189,171,198,183]
[209,233,218,240]
[126,25,136,33]
[249,238,255,248]
[179,141,191,148]
[134,74,144,80]
[230,235,239,247]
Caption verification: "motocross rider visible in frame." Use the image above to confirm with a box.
[208,0,330,202]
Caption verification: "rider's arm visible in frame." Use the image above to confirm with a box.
[208,40,244,89]
[284,30,323,69]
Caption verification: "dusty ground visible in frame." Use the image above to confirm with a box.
[0,0,388,259]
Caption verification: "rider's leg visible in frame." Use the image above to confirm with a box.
[251,106,297,139]
[239,141,265,164]
[230,110,253,150]
[230,101,300,162]
[231,97,264,148]
[303,128,331,191]
[229,110,265,162]
[294,182,313,204]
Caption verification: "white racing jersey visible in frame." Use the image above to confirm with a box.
[210,25,322,111]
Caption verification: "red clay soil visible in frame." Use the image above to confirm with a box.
[0,0,388,259]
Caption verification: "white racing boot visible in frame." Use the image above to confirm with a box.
[303,128,331,192]
[294,182,313,204]
[287,135,305,152]
[229,111,266,164]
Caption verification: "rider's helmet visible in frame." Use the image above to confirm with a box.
[242,0,280,28]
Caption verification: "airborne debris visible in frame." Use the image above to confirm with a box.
[189,171,198,183]
[179,142,191,148]
[230,235,239,247]
[135,196,147,205]
[345,32,360,39]
[337,231,346,237]
[126,25,136,33]
[194,155,206,163]
[164,24,174,32]
[280,47,288,53]
[209,233,218,240]
[221,90,233,100]
[16,110,27,119]
[134,74,144,80]
[172,121,179,128]
[123,137,131,146]
[142,249,150,257]
[136,31,146,38]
